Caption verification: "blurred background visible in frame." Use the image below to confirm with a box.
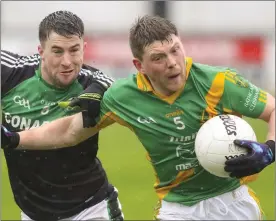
[1,1,275,220]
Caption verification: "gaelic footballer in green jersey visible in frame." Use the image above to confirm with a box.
[95,57,267,206]
[1,50,123,221]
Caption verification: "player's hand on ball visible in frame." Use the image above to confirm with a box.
[1,125,20,149]
[224,139,275,178]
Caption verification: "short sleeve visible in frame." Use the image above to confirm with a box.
[221,70,267,118]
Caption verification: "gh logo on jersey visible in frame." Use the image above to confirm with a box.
[13,96,30,110]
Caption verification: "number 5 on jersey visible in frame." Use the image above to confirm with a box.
[174,116,185,130]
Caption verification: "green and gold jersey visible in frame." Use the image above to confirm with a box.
[96,57,267,206]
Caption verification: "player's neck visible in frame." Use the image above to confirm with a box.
[150,81,177,97]
[149,79,186,97]
[153,85,174,96]
[40,68,50,84]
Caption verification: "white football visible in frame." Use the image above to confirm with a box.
[195,114,257,178]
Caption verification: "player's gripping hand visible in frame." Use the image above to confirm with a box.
[59,82,106,128]
[225,139,275,178]
[1,125,20,149]
[59,93,102,112]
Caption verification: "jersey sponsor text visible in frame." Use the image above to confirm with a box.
[4,112,49,130]
[169,132,197,143]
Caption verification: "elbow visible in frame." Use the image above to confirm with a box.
[269,108,275,122]
[265,103,275,123]
[60,113,88,147]
[258,93,275,123]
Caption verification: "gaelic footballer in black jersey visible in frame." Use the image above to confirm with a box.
[1,50,122,220]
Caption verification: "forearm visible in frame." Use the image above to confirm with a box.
[3,112,99,150]
[17,115,76,150]
[266,109,275,141]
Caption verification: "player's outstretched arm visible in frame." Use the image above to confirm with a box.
[1,113,99,150]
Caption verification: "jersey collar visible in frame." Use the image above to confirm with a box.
[136,57,193,104]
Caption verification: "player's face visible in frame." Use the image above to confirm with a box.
[133,34,186,96]
[38,32,86,88]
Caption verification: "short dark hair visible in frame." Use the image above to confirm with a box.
[129,15,178,60]
[39,10,84,43]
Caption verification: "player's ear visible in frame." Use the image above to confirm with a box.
[133,58,145,74]
[83,41,87,51]
[38,45,44,60]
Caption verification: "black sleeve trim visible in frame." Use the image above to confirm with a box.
[77,64,114,90]
[1,50,39,97]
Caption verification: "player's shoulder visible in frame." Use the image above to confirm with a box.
[79,63,103,75]
[104,74,137,99]
[108,74,136,91]
[78,63,104,80]
[189,60,232,85]
[1,50,40,69]
[1,51,40,96]
[191,61,229,78]
[78,63,114,89]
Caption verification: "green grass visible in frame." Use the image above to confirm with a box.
[1,118,274,220]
